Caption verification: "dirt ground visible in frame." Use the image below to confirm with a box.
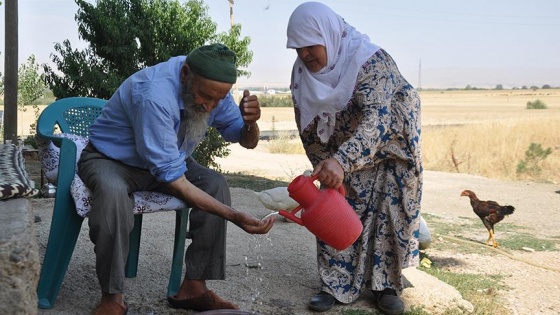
[29,143,560,315]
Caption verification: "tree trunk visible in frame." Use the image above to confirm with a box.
[4,0,18,143]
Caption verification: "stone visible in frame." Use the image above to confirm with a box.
[402,267,474,314]
[0,198,40,315]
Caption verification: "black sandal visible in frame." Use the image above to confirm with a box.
[372,288,404,315]
[308,291,335,312]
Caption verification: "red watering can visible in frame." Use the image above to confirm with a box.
[278,174,363,250]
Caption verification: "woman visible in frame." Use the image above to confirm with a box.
[286,2,422,314]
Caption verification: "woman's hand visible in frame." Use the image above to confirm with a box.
[312,158,344,189]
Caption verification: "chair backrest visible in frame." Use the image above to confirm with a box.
[37,97,106,140]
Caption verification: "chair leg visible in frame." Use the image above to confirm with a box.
[125,215,143,278]
[37,202,84,309]
[167,208,190,297]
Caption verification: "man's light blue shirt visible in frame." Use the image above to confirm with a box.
[89,56,244,183]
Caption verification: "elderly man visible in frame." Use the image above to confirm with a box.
[78,44,275,315]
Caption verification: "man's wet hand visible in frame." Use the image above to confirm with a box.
[234,211,275,234]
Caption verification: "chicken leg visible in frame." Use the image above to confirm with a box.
[487,228,498,248]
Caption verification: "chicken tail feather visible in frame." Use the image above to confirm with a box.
[500,205,515,215]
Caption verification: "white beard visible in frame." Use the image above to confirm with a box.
[183,103,209,141]
[180,79,210,150]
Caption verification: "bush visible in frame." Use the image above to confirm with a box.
[516,143,552,176]
[193,127,230,171]
[526,99,548,109]
[258,95,293,107]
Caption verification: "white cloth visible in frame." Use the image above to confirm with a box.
[36,133,186,217]
[287,2,380,142]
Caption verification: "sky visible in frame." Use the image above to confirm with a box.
[1,0,560,89]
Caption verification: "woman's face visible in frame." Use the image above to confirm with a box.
[295,45,327,73]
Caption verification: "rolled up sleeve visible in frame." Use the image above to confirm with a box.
[133,99,186,182]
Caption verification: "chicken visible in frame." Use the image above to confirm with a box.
[254,186,299,212]
[418,215,432,250]
[254,170,312,222]
[460,190,515,248]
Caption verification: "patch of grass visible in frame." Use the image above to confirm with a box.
[341,310,375,315]
[428,235,485,254]
[405,306,431,315]
[422,214,471,236]
[224,172,289,191]
[341,306,431,315]
[499,233,559,251]
[266,131,305,155]
[421,213,555,253]
[419,262,510,315]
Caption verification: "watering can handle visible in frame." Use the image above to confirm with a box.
[309,174,346,196]
[278,206,304,225]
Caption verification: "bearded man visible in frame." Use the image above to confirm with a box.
[78,44,275,315]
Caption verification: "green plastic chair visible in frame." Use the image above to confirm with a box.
[36,97,190,309]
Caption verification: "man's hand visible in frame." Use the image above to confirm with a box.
[239,89,261,125]
[232,211,275,234]
[167,176,275,234]
[239,89,260,149]
[312,158,344,189]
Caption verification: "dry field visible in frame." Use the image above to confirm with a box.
[6,89,560,183]
[419,89,560,183]
[258,89,560,183]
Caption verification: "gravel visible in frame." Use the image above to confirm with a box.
[31,145,560,314]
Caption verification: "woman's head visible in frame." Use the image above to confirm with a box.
[286,2,345,73]
[286,2,380,142]
[294,45,327,73]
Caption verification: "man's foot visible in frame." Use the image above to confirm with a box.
[308,291,335,312]
[92,293,127,315]
[167,290,238,311]
[372,288,404,315]
[92,300,128,315]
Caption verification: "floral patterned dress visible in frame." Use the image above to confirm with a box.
[293,49,423,304]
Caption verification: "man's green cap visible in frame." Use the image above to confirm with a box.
[186,44,237,84]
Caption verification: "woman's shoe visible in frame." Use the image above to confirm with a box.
[308,291,335,312]
[372,288,404,315]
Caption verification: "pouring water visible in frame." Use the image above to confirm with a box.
[261,211,279,221]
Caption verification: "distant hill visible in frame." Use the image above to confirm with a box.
[237,67,560,90]
[419,67,560,89]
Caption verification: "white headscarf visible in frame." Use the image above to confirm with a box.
[287,2,380,143]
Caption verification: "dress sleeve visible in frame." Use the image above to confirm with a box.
[332,58,398,175]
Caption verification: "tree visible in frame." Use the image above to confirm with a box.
[44,0,252,99]
[18,54,46,135]
[18,55,46,108]
[44,0,255,168]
